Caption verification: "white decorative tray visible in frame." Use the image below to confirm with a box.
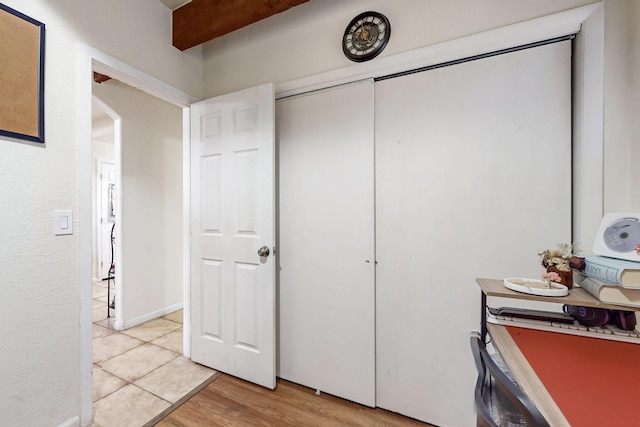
[503,277,568,297]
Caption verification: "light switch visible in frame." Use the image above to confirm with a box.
[55,210,73,235]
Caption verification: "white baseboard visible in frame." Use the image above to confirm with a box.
[57,415,80,427]
[122,302,183,330]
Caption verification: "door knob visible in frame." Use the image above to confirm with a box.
[258,246,270,257]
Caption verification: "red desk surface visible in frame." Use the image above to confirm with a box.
[506,327,640,427]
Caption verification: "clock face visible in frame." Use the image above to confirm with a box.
[342,11,391,62]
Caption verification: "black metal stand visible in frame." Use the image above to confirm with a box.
[480,290,487,344]
[107,222,115,318]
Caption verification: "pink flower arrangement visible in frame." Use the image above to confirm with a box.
[542,271,562,283]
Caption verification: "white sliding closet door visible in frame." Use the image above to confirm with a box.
[375,41,572,426]
[277,80,375,406]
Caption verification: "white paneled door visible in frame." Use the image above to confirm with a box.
[190,84,276,388]
[277,80,376,406]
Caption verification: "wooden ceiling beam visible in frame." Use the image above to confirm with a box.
[173,0,309,51]
[93,72,112,84]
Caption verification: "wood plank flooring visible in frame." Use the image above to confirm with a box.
[156,374,432,427]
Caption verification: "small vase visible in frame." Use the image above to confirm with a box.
[546,266,573,289]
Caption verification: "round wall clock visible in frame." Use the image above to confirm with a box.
[342,11,391,63]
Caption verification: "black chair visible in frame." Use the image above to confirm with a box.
[470,333,550,427]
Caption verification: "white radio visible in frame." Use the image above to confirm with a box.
[592,213,640,262]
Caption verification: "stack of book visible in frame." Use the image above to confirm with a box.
[574,256,640,307]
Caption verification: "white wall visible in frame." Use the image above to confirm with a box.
[0,1,201,425]
[93,80,183,326]
[603,0,640,212]
[202,0,638,216]
[632,1,640,212]
[202,0,596,96]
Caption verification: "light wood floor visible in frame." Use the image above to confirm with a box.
[156,374,433,427]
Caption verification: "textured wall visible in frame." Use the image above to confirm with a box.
[0,1,200,425]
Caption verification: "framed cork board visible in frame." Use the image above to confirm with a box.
[0,3,45,143]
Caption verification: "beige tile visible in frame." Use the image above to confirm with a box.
[93,307,109,323]
[95,317,116,330]
[134,356,216,403]
[95,294,110,303]
[93,299,106,310]
[151,327,183,353]
[162,309,183,324]
[93,286,109,299]
[121,318,182,342]
[93,365,127,402]
[93,323,115,339]
[93,384,170,427]
[100,343,178,382]
[93,333,144,364]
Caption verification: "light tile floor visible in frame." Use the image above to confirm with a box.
[90,280,217,427]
